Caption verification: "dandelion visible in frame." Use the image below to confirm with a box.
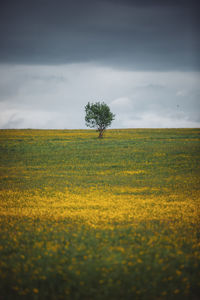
[176,270,182,276]
[161,291,167,296]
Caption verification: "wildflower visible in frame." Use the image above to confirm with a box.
[33,288,39,294]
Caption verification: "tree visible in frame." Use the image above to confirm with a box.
[85,101,115,138]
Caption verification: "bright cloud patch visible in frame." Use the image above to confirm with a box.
[0,64,199,129]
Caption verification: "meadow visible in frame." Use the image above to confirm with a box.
[0,128,200,300]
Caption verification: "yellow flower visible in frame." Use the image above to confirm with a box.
[176,270,182,276]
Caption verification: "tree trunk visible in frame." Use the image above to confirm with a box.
[98,129,104,138]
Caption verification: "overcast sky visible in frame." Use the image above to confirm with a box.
[0,0,199,129]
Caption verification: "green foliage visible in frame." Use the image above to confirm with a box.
[85,102,115,138]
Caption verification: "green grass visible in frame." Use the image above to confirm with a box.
[0,128,200,300]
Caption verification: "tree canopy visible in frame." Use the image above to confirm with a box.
[85,102,115,138]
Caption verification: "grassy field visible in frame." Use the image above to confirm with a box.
[0,128,200,300]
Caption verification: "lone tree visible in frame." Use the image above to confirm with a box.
[85,101,115,138]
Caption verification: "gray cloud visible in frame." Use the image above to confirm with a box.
[0,0,199,70]
[0,1,199,129]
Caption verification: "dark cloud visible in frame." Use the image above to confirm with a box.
[0,0,199,70]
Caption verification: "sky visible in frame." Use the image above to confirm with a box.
[0,0,199,129]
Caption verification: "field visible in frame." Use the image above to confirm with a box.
[0,128,200,300]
